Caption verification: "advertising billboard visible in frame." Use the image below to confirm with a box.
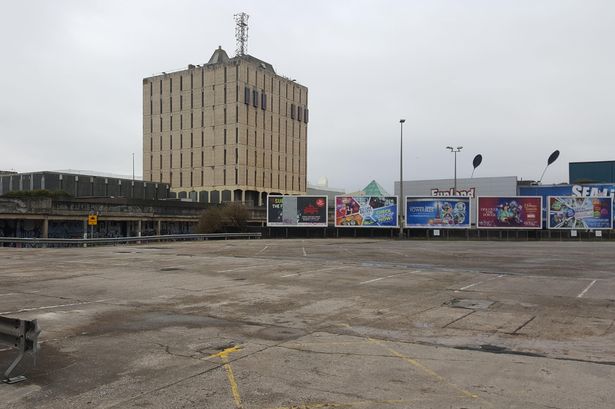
[335,196,398,228]
[405,197,471,228]
[477,196,542,229]
[267,195,328,227]
[548,196,613,230]
[519,183,615,224]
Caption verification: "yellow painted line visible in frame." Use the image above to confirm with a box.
[224,360,242,408]
[207,345,241,359]
[367,338,492,406]
[208,346,243,408]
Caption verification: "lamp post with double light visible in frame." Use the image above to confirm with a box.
[446,146,463,193]
[399,119,406,237]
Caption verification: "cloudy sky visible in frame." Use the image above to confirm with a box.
[1,1,613,192]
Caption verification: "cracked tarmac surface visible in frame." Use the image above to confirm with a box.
[1,239,615,408]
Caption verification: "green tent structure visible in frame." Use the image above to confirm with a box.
[361,180,390,196]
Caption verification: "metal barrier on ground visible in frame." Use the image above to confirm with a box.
[0,316,41,384]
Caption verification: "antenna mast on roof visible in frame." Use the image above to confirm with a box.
[234,12,249,56]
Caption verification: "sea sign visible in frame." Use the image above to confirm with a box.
[477,197,542,229]
[267,195,328,227]
[406,197,471,229]
[548,196,613,230]
[335,196,398,228]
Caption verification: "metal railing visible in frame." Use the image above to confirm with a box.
[0,232,261,247]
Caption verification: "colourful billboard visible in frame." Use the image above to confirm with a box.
[519,183,615,225]
[267,195,328,227]
[335,196,398,227]
[548,196,613,230]
[406,197,471,228]
[477,196,542,229]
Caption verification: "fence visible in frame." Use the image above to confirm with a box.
[263,227,614,241]
[0,232,261,247]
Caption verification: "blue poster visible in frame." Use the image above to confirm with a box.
[548,196,613,229]
[519,184,615,225]
[406,197,471,228]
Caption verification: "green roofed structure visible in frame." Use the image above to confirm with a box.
[362,180,390,196]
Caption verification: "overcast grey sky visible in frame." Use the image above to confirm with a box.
[1,1,613,192]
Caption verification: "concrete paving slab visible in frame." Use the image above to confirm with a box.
[1,239,615,408]
[447,310,535,334]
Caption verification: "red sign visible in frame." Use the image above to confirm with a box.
[477,197,542,229]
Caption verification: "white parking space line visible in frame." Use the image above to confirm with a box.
[360,276,391,285]
[359,271,418,285]
[577,279,597,298]
[455,274,504,292]
[0,293,16,297]
[281,266,344,278]
[0,299,110,315]
[302,247,307,257]
[255,245,269,255]
[459,282,482,291]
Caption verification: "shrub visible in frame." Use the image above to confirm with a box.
[197,203,249,233]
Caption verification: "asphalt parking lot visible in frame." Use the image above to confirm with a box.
[1,239,615,409]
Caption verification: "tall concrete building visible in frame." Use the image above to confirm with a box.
[142,46,308,205]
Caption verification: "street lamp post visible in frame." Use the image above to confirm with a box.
[399,119,405,238]
[446,146,463,193]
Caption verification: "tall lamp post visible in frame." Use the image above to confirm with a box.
[446,146,463,193]
[399,119,406,238]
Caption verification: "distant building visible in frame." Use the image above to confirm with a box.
[569,160,615,184]
[142,46,309,206]
[307,177,345,208]
[0,171,171,200]
[395,176,518,224]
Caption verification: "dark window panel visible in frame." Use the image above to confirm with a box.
[244,87,250,105]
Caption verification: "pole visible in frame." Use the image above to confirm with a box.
[538,164,549,184]
[446,146,463,194]
[132,153,135,182]
[454,150,457,193]
[399,119,405,238]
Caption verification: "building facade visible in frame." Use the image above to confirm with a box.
[569,160,615,184]
[395,176,519,225]
[0,171,171,200]
[143,47,309,206]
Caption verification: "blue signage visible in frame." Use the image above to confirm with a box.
[519,184,615,225]
[406,197,471,229]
